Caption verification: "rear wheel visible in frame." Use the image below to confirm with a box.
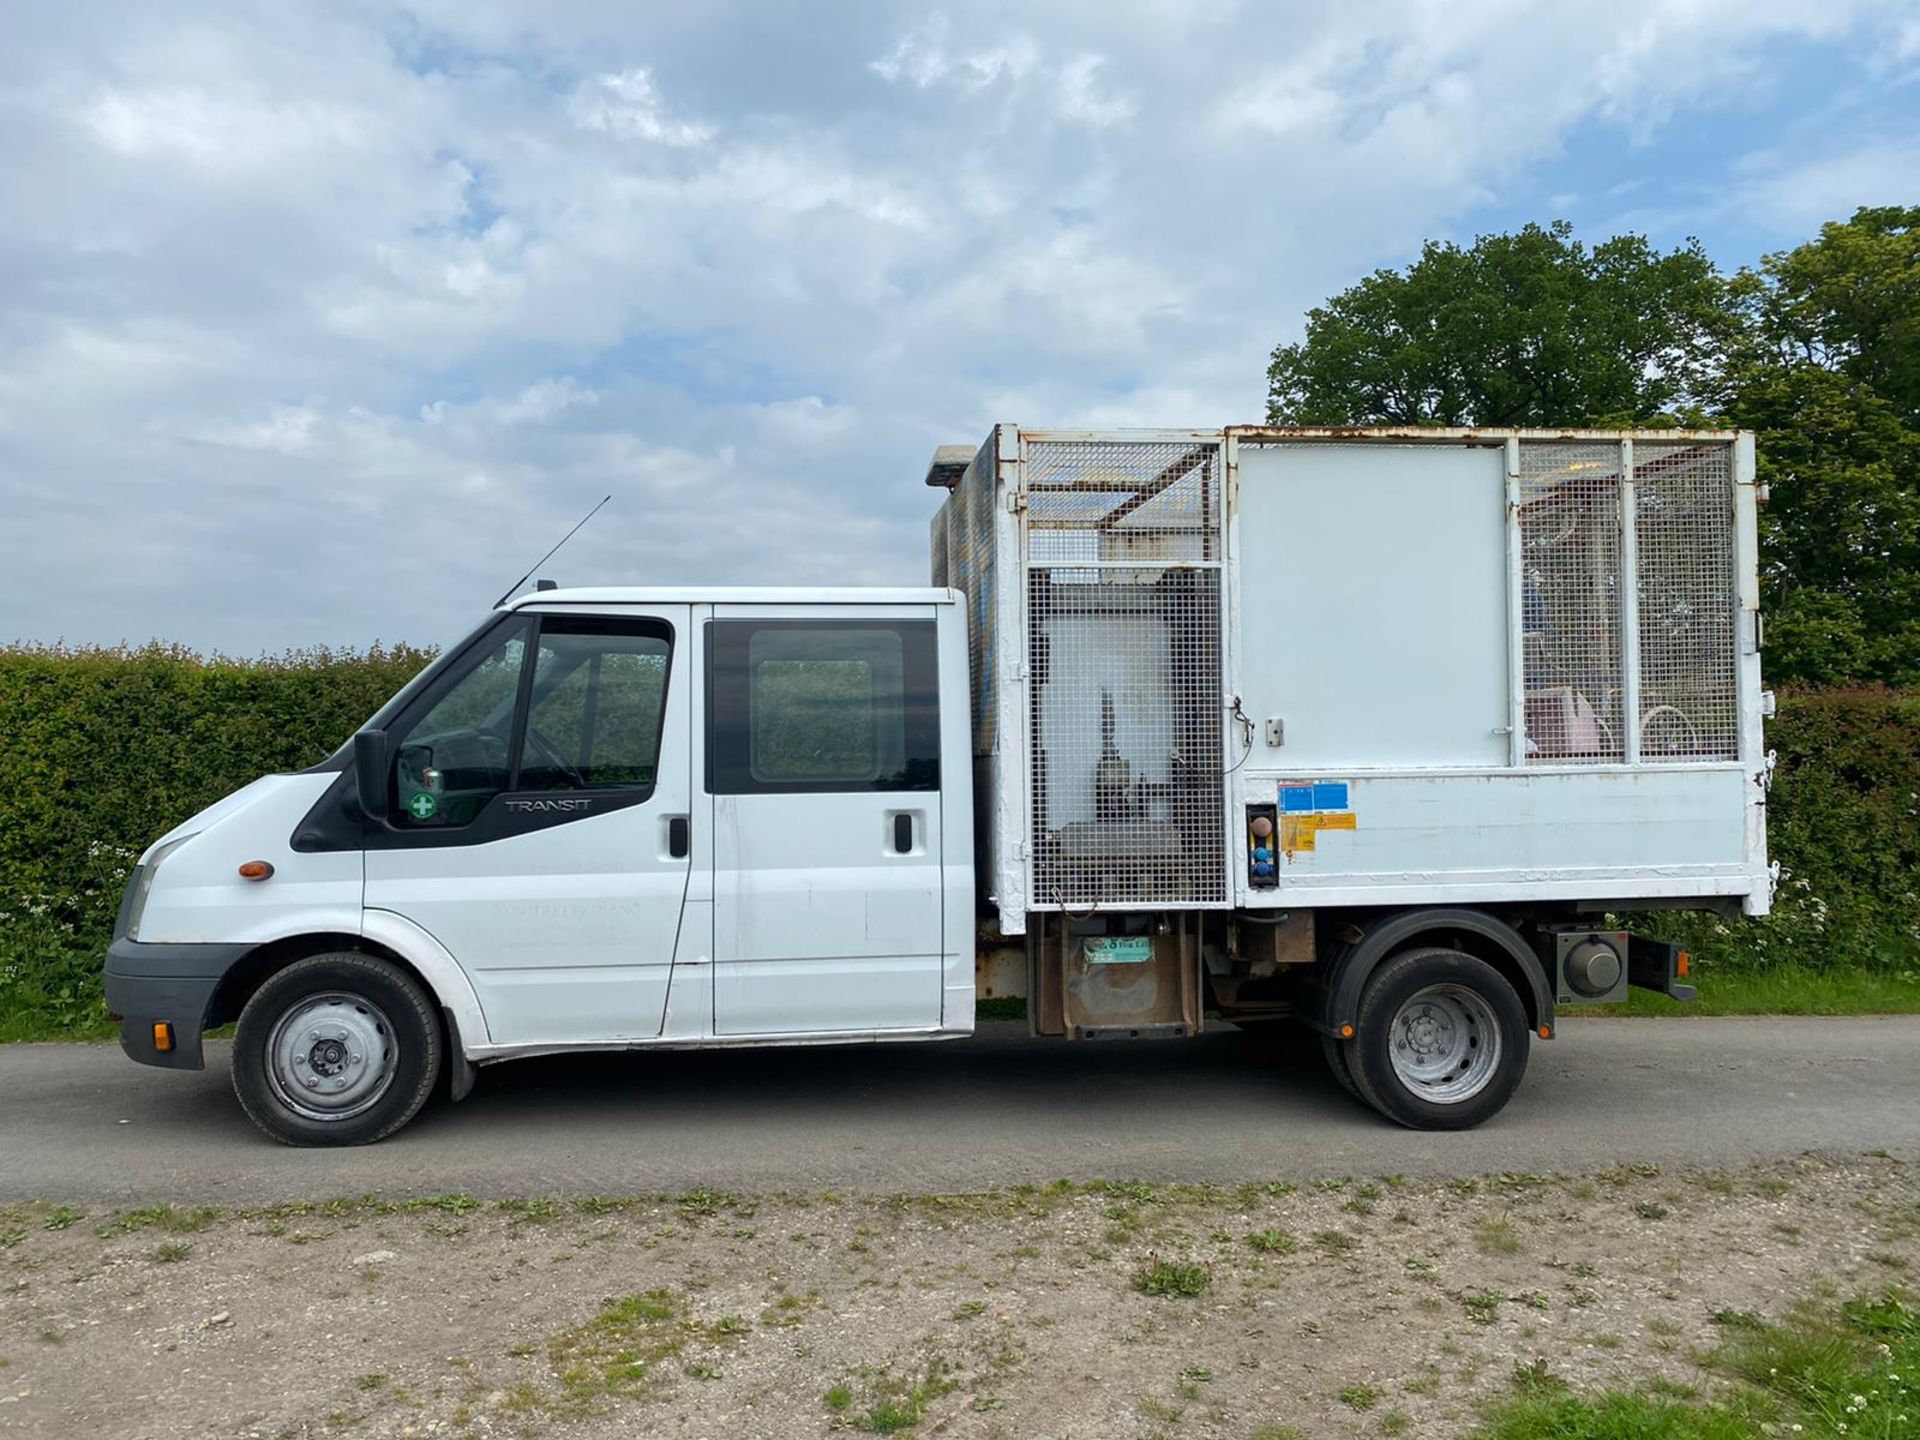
[1346,948,1529,1130]
[1319,1033,1363,1101]
[232,952,442,1146]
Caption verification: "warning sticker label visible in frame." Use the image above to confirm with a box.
[1276,781,1358,859]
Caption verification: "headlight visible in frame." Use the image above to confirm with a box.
[124,834,196,943]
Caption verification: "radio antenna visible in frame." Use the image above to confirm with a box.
[493,495,612,607]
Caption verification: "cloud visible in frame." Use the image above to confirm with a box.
[421,377,600,428]
[1054,55,1134,127]
[869,15,1039,91]
[191,405,325,455]
[0,0,1913,653]
[1727,137,1920,236]
[869,15,959,88]
[868,17,1127,124]
[568,68,712,147]
[79,87,378,174]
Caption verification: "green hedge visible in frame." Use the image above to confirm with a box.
[0,643,432,1033]
[0,644,1914,1035]
[1653,686,1920,977]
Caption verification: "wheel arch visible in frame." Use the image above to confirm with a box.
[1307,907,1552,1040]
[206,914,490,1075]
[206,930,365,1029]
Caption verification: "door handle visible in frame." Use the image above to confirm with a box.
[668,815,689,859]
[892,812,914,855]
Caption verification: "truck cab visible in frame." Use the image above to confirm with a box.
[105,589,976,1144]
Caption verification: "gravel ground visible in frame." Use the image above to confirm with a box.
[1,1153,1915,1440]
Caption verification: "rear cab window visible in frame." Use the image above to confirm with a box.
[707,619,939,794]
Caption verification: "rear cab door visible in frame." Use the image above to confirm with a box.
[707,602,949,1035]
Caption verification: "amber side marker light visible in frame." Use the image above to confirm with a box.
[1677,950,1691,978]
[238,860,274,881]
[152,1022,174,1053]
[1339,1024,1355,1039]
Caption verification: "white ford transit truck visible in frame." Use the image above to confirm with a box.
[104,426,1770,1144]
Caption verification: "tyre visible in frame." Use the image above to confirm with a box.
[231,952,443,1146]
[1320,1033,1364,1102]
[1345,947,1530,1130]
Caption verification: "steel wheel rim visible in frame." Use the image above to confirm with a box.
[264,992,398,1122]
[1387,983,1501,1104]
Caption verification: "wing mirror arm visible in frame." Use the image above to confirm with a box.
[353,729,391,825]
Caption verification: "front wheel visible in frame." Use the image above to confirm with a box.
[232,952,443,1146]
[1345,948,1530,1130]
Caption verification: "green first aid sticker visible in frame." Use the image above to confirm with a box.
[406,791,438,820]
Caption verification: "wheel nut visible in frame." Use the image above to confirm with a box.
[304,1076,319,1088]
[349,1054,361,1065]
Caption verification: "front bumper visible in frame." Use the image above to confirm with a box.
[103,937,250,1070]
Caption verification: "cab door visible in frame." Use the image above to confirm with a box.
[363,607,693,1047]
[708,606,944,1035]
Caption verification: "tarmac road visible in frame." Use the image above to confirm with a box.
[1,1017,1915,1204]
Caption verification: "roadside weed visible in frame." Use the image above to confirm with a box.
[1134,1259,1210,1298]
[1476,1216,1522,1256]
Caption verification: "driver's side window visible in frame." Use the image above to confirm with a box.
[389,615,674,830]
[517,619,672,792]
[392,622,530,828]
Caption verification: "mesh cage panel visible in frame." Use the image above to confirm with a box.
[929,507,949,588]
[1634,442,1738,759]
[1519,443,1625,762]
[1024,440,1220,563]
[1024,439,1225,908]
[965,436,998,753]
[931,435,1001,757]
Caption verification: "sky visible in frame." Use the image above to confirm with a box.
[2,1,1917,656]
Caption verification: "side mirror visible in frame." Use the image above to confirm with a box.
[353,729,390,823]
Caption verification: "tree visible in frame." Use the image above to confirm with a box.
[1265,221,1730,427]
[1725,208,1920,686]
[1746,206,1920,425]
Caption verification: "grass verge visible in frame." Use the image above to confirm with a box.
[1475,1287,1918,1440]
[0,1015,116,1044]
[1565,963,1920,1018]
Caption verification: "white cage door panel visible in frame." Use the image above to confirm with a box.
[1236,442,1510,770]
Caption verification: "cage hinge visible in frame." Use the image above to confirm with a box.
[1758,749,1778,791]
[1004,490,1027,513]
